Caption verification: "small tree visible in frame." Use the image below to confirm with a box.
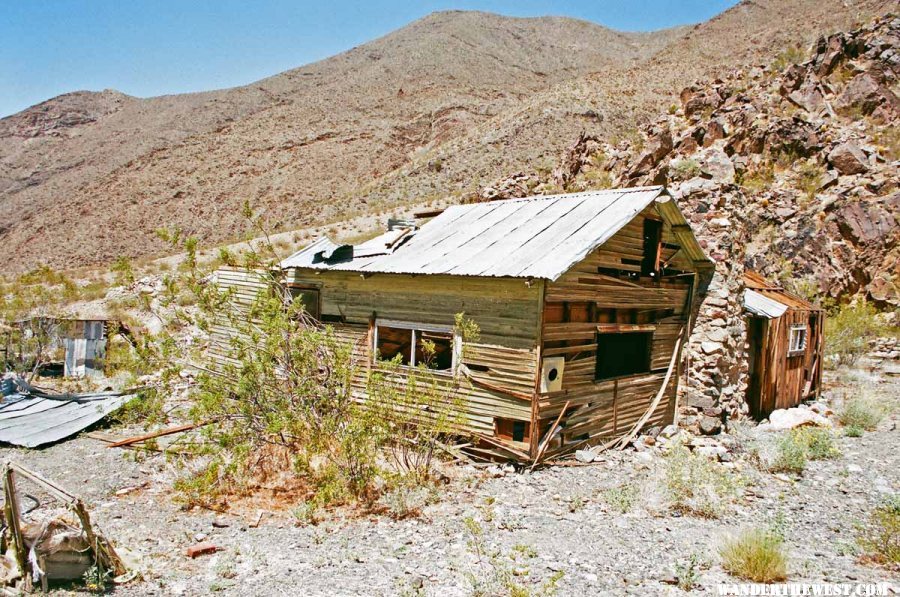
[825,300,891,367]
[153,209,475,508]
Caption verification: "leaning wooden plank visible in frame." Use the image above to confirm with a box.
[530,400,569,469]
[613,330,684,450]
[106,421,210,448]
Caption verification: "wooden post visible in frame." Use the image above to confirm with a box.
[612,379,619,435]
[4,466,29,591]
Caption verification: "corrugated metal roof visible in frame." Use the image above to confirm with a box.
[282,186,688,280]
[0,380,136,448]
[743,288,789,319]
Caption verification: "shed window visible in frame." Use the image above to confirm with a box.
[289,286,320,319]
[374,320,456,371]
[788,325,807,356]
[595,332,652,381]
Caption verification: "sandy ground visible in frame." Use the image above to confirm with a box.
[0,363,897,596]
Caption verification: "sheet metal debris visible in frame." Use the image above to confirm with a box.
[0,378,137,448]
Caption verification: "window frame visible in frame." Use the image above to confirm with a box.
[287,284,321,320]
[372,318,461,374]
[594,329,654,382]
[788,324,807,356]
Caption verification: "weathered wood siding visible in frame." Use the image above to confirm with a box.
[536,207,697,448]
[284,270,542,348]
[208,267,271,369]
[213,267,539,438]
[746,309,824,419]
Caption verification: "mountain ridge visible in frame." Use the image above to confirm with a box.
[0,1,894,272]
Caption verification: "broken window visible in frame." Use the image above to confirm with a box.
[288,286,320,319]
[788,325,807,355]
[374,320,456,371]
[642,218,663,278]
[595,331,652,381]
[495,418,530,443]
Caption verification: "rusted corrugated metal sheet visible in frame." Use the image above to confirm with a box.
[281,187,708,281]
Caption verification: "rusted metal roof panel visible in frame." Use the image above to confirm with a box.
[281,187,696,281]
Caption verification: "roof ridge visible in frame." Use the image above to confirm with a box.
[455,185,664,207]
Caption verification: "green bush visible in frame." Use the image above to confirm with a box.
[790,427,841,461]
[720,528,788,582]
[857,495,900,565]
[838,394,886,433]
[767,428,840,474]
[671,159,701,181]
[152,218,473,511]
[602,484,639,513]
[825,301,890,367]
[770,434,808,474]
[663,443,742,518]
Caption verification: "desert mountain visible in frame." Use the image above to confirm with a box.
[0,0,894,272]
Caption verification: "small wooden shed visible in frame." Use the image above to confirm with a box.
[214,187,713,461]
[743,271,824,419]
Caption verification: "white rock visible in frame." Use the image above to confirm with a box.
[575,450,595,463]
[701,341,723,355]
[763,407,833,431]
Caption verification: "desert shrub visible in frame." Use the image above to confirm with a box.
[739,161,775,192]
[772,45,806,71]
[662,442,742,518]
[794,160,824,203]
[671,158,701,181]
[857,494,900,566]
[720,528,788,582]
[674,553,703,591]
[790,427,841,461]
[872,125,900,161]
[601,484,639,513]
[825,301,890,367]
[765,427,839,474]
[153,209,469,510]
[838,394,886,433]
[463,517,564,597]
[769,433,808,473]
[111,256,136,287]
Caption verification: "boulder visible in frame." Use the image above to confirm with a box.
[828,143,869,175]
[699,415,723,435]
[699,146,735,183]
[762,407,832,431]
[836,72,900,116]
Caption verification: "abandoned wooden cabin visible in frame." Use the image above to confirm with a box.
[743,271,824,420]
[214,186,714,461]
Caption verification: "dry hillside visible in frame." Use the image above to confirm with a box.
[0,0,894,272]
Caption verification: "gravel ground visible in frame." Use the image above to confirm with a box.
[1,367,897,596]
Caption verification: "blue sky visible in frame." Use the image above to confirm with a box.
[0,0,739,118]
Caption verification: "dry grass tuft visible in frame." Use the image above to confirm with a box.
[720,528,788,582]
